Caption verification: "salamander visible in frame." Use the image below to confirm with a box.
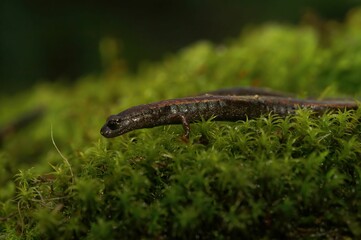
[100,89,358,138]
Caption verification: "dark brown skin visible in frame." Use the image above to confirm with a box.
[100,89,358,138]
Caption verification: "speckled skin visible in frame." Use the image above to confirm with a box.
[100,93,358,138]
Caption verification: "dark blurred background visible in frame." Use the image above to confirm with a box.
[1,0,359,94]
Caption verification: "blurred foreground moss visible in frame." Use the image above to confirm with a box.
[2,8,361,239]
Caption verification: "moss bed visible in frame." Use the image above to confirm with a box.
[1,8,361,239]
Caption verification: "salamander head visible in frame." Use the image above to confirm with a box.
[100,115,134,138]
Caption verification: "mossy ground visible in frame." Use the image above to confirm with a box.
[1,8,361,239]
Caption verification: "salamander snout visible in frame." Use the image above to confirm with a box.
[100,118,122,138]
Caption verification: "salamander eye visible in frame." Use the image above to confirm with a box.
[107,119,121,130]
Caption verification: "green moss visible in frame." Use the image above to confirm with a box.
[2,8,361,239]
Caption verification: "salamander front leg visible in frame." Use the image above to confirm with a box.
[179,115,190,142]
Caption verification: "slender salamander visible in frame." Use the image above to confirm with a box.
[100,88,358,139]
